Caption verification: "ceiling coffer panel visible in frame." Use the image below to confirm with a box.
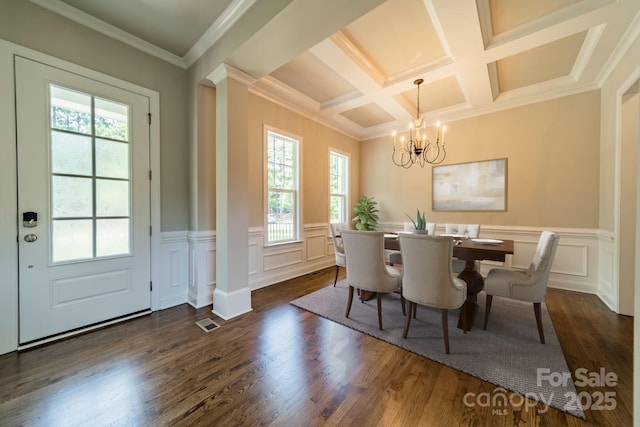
[340,0,446,79]
[496,31,587,93]
[393,77,466,117]
[488,0,583,35]
[340,103,396,129]
[270,52,356,104]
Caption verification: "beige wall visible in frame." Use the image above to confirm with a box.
[0,0,190,232]
[195,85,217,231]
[361,91,601,228]
[248,94,361,227]
[191,86,361,230]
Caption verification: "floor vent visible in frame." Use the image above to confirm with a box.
[195,318,220,332]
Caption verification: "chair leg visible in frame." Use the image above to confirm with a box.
[483,294,493,330]
[460,303,467,334]
[534,302,545,344]
[346,286,354,318]
[333,265,340,286]
[377,293,383,330]
[441,309,450,354]
[400,291,406,316]
[403,301,414,338]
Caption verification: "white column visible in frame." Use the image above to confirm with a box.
[207,64,254,319]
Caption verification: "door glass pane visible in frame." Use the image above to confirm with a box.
[51,131,92,175]
[49,84,134,263]
[97,219,130,257]
[52,220,93,262]
[96,179,130,217]
[96,139,129,179]
[50,85,91,134]
[51,176,93,217]
[95,97,129,141]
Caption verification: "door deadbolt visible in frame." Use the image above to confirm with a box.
[23,211,38,228]
[24,234,37,243]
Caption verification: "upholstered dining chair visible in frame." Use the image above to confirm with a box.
[444,223,480,273]
[341,231,403,330]
[444,223,480,238]
[329,223,349,286]
[387,222,438,266]
[483,231,559,344]
[399,234,467,354]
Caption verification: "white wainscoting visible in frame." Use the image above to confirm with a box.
[379,222,600,295]
[160,224,606,313]
[157,231,189,309]
[597,230,616,311]
[187,231,216,308]
[160,224,335,310]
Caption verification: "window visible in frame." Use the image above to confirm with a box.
[49,84,131,262]
[265,128,300,243]
[329,150,349,223]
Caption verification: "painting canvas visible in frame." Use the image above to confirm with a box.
[432,158,507,211]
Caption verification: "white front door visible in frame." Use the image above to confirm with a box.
[16,56,151,344]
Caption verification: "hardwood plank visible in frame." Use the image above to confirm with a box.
[0,268,633,426]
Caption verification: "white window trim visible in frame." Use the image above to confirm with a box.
[263,125,303,246]
[328,147,350,224]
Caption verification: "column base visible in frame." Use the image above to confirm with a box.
[212,286,252,320]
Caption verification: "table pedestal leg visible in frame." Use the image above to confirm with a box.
[457,259,484,331]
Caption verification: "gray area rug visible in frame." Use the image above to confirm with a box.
[291,284,584,419]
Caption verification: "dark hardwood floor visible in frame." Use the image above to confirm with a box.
[0,268,633,426]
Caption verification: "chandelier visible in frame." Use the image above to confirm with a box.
[391,78,446,168]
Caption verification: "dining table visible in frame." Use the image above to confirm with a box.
[384,233,514,331]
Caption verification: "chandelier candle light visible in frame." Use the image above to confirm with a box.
[392,78,447,168]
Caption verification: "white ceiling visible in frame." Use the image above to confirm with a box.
[31,0,640,141]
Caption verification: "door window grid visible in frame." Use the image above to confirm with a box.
[266,130,299,243]
[49,84,131,262]
[329,151,349,223]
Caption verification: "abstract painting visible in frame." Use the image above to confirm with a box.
[432,158,507,211]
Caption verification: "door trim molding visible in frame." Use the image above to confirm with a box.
[0,38,161,354]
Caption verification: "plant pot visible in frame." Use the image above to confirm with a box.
[413,230,429,235]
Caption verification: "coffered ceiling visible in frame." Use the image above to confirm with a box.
[32,0,640,140]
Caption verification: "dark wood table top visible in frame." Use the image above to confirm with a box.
[384,233,514,263]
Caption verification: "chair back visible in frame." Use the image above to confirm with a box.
[330,223,349,268]
[525,231,559,299]
[399,234,466,309]
[341,231,401,293]
[329,223,349,254]
[445,223,480,238]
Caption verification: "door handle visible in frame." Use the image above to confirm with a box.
[24,234,38,243]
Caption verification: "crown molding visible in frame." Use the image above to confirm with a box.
[29,0,185,68]
[183,0,258,68]
[29,0,258,70]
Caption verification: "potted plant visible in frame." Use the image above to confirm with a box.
[352,196,379,231]
[405,209,429,234]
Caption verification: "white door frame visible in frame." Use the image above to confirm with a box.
[0,39,161,354]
